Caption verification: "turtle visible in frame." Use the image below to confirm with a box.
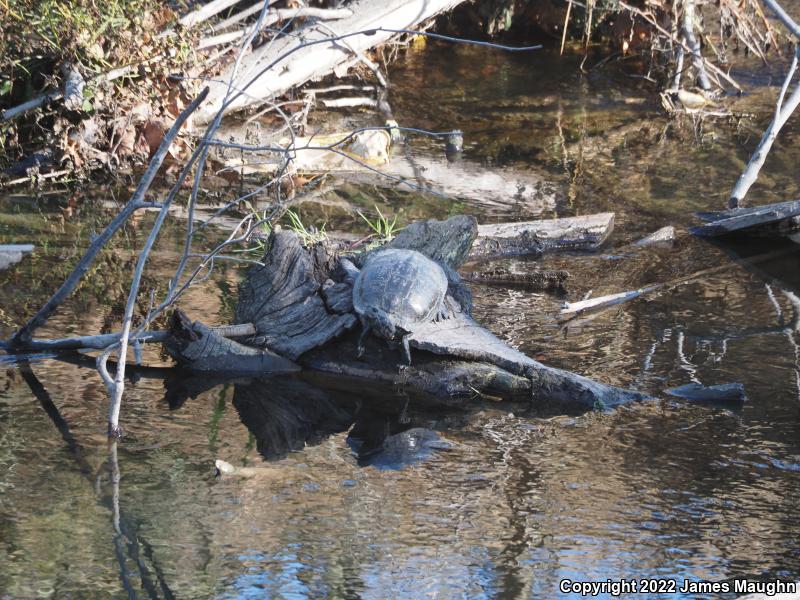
[343,248,451,365]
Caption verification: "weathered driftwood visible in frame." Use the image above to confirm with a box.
[681,0,712,91]
[0,244,34,271]
[561,286,660,318]
[0,323,256,353]
[235,227,357,360]
[666,382,746,404]
[164,310,298,373]
[212,1,280,32]
[377,155,560,217]
[561,246,800,319]
[210,128,561,215]
[632,226,676,247]
[197,7,355,49]
[167,215,648,409]
[194,0,468,123]
[691,199,800,237]
[320,97,377,108]
[470,213,614,259]
[178,0,242,28]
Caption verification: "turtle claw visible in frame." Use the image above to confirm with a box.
[401,334,412,366]
[357,323,371,359]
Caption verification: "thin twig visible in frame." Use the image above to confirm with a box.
[106,88,215,436]
[8,87,209,349]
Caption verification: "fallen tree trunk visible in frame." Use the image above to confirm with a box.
[366,154,560,217]
[194,0,469,123]
[462,268,569,291]
[210,128,562,216]
[469,213,614,259]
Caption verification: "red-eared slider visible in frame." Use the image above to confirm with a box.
[350,248,449,364]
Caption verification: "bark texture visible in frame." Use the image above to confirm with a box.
[470,213,614,259]
[167,215,650,409]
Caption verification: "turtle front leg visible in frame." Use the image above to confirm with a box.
[357,323,371,358]
[434,305,451,321]
[401,334,412,365]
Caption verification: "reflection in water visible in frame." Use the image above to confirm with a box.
[1,43,800,598]
[17,363,175,599]
[227,375,455,468]
[232,378,355,461]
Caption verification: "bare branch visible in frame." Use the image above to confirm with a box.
[729,46,800,206]
[8,87,209,348]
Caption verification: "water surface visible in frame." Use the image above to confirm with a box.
[1,44,799,598]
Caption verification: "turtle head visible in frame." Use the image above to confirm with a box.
[363,306,396,340]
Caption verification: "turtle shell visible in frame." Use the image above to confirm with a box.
[352,249,448,332]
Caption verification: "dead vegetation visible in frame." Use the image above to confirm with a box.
[0,0,792,189]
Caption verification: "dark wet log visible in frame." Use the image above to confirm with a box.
[463,268,569,291]
[303,337,645,409]
[691,199,800,237]
[166,216,649,409]
[164,310,299,374]
[666,382,746,404]
[235,228,357,359]
[407,312,647,408]
[303,348,532,401]
[469,213,614,259]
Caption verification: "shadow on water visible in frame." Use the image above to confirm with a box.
[167,369,521,469]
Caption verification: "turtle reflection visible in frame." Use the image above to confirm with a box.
[230,376,455,468]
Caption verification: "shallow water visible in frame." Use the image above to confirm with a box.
[1,43,800,599]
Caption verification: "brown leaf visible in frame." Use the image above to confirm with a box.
[142,119,168,157]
